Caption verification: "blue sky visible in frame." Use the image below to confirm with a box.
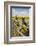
[12,8,31,16]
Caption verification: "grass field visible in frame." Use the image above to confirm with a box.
[10,16,29,37]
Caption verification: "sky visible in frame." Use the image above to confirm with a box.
[12,7,31,16]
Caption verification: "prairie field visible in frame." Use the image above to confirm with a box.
[10,16,29,37]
